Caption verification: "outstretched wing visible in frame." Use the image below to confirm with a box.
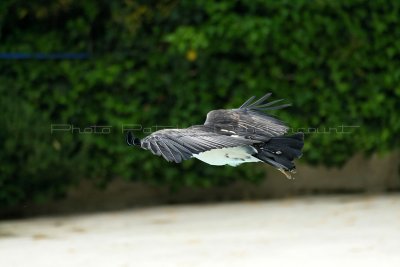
[204,93,290,141]
[140,127,259,163]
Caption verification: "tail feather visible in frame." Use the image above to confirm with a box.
[255,133,304,175]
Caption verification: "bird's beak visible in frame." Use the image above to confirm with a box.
[126,131,135,146]
[126,131,141,146]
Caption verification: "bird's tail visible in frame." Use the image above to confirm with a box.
[255,133,304,178]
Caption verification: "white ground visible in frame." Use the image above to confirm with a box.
[1,194,399,267]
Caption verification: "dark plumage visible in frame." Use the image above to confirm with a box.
[127,93,304,178]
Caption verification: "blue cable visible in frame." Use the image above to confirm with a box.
[0,52,90,60]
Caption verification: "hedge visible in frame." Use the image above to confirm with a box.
[0,0,399,207]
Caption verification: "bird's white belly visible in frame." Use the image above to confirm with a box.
[193,146,261,167]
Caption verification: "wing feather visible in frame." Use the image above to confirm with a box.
[141,127,259,163]
[246,93,272,107]
[204,94,289,140]
[239,95,256,109]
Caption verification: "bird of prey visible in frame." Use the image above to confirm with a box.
[126,93,304,178]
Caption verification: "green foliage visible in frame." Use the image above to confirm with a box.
[0,0,399,207]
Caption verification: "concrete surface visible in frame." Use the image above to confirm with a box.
[7,152,398,217]
[1,194,399,267]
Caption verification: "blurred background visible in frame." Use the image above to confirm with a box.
[1,0,400,265]
[1,0,399,215]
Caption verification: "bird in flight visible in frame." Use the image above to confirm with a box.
[126,93,304,178]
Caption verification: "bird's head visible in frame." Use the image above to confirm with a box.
[126,131,141,146]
